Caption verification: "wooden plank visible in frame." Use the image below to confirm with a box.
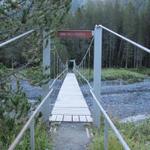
[86,116,93,122]
[63,115,72,122]
[52,108,91,115]
[56,115,63,122]
[50,73,93,123]
[57,30,93,39]
[73,116,79,122]
[79,116,87,122]
[49,115,57,122]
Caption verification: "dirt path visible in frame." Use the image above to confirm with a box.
[51,123,91,150]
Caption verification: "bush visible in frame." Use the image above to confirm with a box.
[0,80,30,149]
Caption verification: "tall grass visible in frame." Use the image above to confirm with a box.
[102,68,146,83]
[16,119,52,150]
[78,68,147,83]
[129,68,150,76]
[90,119,150,150]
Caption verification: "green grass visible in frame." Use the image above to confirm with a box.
[16,119,52,150]
[129,68,150,76]
[89,119,150,150]
[78,68,148,83]
[1,64,149,84]
[89,129,123,150]
[102,68,146,83]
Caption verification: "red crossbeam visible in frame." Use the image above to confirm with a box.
[57,30,93,39]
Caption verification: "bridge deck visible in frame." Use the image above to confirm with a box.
[49,73,93,122]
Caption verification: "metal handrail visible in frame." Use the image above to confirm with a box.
[8,67,68,150]
[100,25,150,54]
[90,90,130,150]
[8,89,53,150]
[74,67,92,90]
[74,67,131,150]
[49,68,68,89]
[0,30,35,48]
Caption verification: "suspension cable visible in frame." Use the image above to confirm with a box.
[0,29,40,84]
[100,25,150,53]
[78,37,94,67]
[75,67,130,150]
[55,49,66,68]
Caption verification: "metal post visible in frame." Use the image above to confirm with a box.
[30,118,35,150]
[57,55,59,75]
[93,25,102,127]
[43,30,51,75]
[40,84,52,122]
[66,61,68,72]
[81,63,83,74]
[54,51,56,78]
[104,119,109,150]
[73,60,76,70]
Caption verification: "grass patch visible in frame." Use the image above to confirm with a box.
[90,119,150,150]
[102,68,146,83]
[129,68,150,76]
[89,129,123,150]
[16,119,52,150]
[78,68,147,83]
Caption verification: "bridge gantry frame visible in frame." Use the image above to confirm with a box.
[0,24,150,150]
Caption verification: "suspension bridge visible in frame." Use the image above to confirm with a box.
[0,25,150,150]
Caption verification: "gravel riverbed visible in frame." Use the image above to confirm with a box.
[11,78,150,120]
[80,80,150,120]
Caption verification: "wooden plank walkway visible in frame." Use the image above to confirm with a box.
[49,73,93,122]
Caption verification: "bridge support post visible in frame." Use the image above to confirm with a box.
[43,30,51,75]
[93,25,102,127]
[30,117,35,150]
[104,119,109,150]
[40,84,52,122]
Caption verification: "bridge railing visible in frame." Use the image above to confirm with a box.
[100,25,150,54]
[74,67,130,150]
[0,29,37,84]
[0,30,68,149]
[0,30,35,48]
[8,68,67,150]
[75,24,150,150]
